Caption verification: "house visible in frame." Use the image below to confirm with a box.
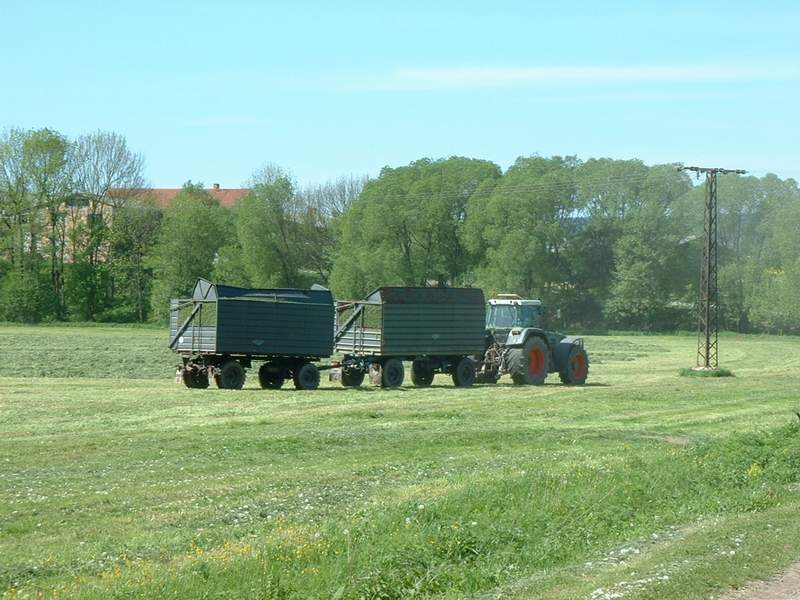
[147,183,249,208]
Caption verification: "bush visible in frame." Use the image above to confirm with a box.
[0,268,60,322]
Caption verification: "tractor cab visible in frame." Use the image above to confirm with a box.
[486,294,544,333]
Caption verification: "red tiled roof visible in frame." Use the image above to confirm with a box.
[144,186,250,208]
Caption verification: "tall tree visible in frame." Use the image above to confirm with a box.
[331,157,501,297]
[464,155,579,299]
[0,128,32,269]
[68,131,146,319]
[147,183,233,321]
[105,198,162,321]
[22,128,72,314]
[236,170,306,287]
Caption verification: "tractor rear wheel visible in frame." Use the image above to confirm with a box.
[293,363,320,390]
[508,336,549,385]
[558,345,589,385]
[452,357,476,387]
[258,363,284,389]
[381,358,405,388]
[215,360,246,389]
[411,359,434,387]
[341,368,365,387]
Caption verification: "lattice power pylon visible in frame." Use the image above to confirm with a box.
[680,166,745,369]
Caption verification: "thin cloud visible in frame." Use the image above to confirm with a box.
[346,64,798,91]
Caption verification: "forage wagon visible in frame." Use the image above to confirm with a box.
[332,286,486,388]
[170,279,335,390]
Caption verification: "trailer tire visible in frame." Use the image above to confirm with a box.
[182,367,209,389]
[258,363,284,389]
[215,360,246,390]
[452,357,476,387]
[293,363,320,390]
[508,336,549,385]
[341,368,365,387]
[558,345,589,385]
[381,358,404,388]
[411,359,434,387]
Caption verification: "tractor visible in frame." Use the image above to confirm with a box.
[475,294,589,385]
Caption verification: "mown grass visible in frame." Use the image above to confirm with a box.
[1,326,800,599]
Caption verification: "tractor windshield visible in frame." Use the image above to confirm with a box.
[487,304,517,329]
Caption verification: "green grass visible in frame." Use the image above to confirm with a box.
[1,326,800,599]
[678,367,735,378]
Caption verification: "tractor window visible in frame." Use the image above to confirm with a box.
[489,305,517,328]
[519,305,541,328]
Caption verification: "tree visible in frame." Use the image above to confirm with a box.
[464,155,578,300]
[0,128,33,269]
[604,200,681,330]
[68,131,146,319]
[569,160,692,324]
[331,157,501,298]
[104,198,162,321]
[236,173,306,287]
[301,174,369,219]
[147,182,233,321]
[22,128,72,314]
[0,128,61,322]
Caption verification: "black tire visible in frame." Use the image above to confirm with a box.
[507,336,549,385]
[559,345,589,385]
[258,363,284,389]
[381,358,404,388]
[182,367,209,389]
[293,363,320,390]
[341,368,365,387]
[452,357,476,387]
[214,360,246,390]
[411,358,434,387]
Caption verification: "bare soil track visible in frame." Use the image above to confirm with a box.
[720,563,800,600]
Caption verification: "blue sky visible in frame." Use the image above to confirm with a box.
[3,0,799,187]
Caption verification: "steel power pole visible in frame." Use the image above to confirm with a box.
[679,166,746,369]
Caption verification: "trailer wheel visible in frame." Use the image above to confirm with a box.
[341,368,365,387]
[215,360,246,389]
[411,359,434,387]
[558,345,589,385]
[381,358,404,388]
[293,363,320,390]
[452,357,476,387]
[258,363,284,389]
[182,367,209,389]
[508,336,549,385]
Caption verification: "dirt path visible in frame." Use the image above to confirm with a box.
[720,563,800,599]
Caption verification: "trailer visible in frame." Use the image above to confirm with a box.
[333,287,486,387]
[170,279,334,390]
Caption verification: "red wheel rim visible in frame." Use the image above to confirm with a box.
[571,353,587,379]
[528,348,545,375]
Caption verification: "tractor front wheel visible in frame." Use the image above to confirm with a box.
[508,336,549,385]
[558,345,589,385]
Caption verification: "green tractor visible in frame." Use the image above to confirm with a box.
[476,294,589,385]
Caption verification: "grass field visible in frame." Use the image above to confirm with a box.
[1,325,800,599]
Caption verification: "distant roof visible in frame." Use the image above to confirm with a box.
[143,184,249,208]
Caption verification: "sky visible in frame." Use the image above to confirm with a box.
[2,0,799,187]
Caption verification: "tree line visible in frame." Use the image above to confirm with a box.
[2,127,799,333]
